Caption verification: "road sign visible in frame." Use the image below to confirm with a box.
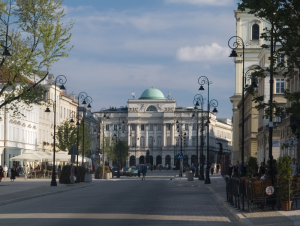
[68,144,79,155]
[285,139,298,147]
[177,153,183,159]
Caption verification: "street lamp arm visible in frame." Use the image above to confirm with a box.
[78,92,88,104]
[198,76,212,87]
[209,99,218,109]
[228,35,245,50]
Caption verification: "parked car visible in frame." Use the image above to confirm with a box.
[120,167,129,176]
[126,167,138,177]
[112,167,119,176]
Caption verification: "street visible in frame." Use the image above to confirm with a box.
[0,171,241,226]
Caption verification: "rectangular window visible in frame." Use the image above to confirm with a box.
[167,137,171,146]
[106,125,110,131]
[113,125,117,131]
[122,125,125,131]
[277,54,285,64]
[131,124,136,131]
[149,124,153,131]
[166,124,171,130]
[176,138,180,146]
[141,124,145,131]
[192,123,197,130]
[185,124,189,130]
[192,137,196,147]
[157,124,162,131]
[157,137,162,147]
[276,78,284,94]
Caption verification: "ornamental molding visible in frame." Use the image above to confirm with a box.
[28,124,32,128]
[22,123,26,127]
[164,107,174,112]
[235,60,243,64]
[128,108,138,112]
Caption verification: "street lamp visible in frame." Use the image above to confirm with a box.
[174,114,187,177]
[192,94,204,179]
[198,76,218,184]
[44,75,67,186]
[228,36,246,176]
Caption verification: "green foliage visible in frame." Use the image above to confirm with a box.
[78,121,92,156]
[0,0,74,115]
[238,0,300,119]
[277,154,293,201]
[59,165,71,184]
[55,120,77,152]
[106,139,130,163]
[246,156,258,177]
[266,159,278,176]
[95,166,111,179]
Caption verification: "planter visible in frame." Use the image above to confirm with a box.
[84,173,92,183]
[110,172,112,179]
[281,201,292,211]
[104,172,109,179]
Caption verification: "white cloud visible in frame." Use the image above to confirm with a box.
[176,43,230,62]
[165,0,234,6]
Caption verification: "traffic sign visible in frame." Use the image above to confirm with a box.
[177,153,183,159]
[285,139,298,147]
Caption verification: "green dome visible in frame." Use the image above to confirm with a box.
[139,88,166,100]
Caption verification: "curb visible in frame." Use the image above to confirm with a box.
[206,186,254,226]
[0,183,97,206]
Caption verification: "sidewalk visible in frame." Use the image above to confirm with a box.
[0,177,104,206]
[204,174,297,226]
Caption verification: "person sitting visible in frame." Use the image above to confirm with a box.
[36,164,40,170]
[260,173,268,181]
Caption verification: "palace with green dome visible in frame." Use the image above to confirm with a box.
[93,88,232,168]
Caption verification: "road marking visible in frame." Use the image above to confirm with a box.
[0,213,231,222]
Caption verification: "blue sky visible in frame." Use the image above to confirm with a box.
[52,0,239,119]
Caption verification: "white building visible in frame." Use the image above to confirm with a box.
[93,88,232,167]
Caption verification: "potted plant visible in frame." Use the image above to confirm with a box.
[277,154,293,211]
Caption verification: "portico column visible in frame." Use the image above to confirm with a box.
[128,124,131,146]
[145,124,148,147]
[136,124,139,147]
[154,124,157,147]
[188,123,192,146]
[171,123,174,146]
[163,124,166,147]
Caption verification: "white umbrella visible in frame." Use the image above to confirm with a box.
[10,151,45,161]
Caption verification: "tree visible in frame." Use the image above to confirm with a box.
[55,120,77,152]
[0,0,73,115]
[78,120,92,156]
[106,139,130,163]
[238,0,300,119]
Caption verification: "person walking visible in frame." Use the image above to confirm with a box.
[190,163,195,176]
[216,164,220,174]
[210,163,214,175]
[138,166,141,177]
[70,164,75,184]
[10,166,16,182]
[259,162,265,177]
[228,163,233,178]
[57,165,62,180]
[0,166,3,182]
[291,158,298,176]
[3,164,8,179]
[142,163,147,181]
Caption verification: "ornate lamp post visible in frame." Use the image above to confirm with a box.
[113,115,126,178]
[174,114,187,177]
[228,36,246,176]
[191,94,204,179]
[198,76,218,184]
[44,75,67,186]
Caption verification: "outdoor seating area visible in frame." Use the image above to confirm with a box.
[225,175,300,212]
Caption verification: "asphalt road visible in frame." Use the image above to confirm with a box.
[0,171,241,226]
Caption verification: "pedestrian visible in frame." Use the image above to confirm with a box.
[10,166,16,182]
[138,166,141,177]
[0,165,3,182]
[142,163,147,181]
[241,162,247,176]
[216,163,220,174]
[291,158,298,176]
[190,163,195,176]
[70,164,75,184]
[210,163,214,175]
[259,162,265,177]
[228,163,233,178]
[57,165,62,180]
[166,164,169,171]
[3,164,8,179]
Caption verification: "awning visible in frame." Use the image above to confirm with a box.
[10,151,45,161]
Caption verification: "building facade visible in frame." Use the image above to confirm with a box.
[93,88,232,167]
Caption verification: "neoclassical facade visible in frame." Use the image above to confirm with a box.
[94,88,232,167]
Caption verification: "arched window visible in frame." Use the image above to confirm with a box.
[146,106,157,112]
[140,136,145,147]
[149,136,153,147]
[252,24,259,40]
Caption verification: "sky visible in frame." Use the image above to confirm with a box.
[51,0,240,119]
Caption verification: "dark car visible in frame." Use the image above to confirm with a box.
[120,167,129,176]
[112,167,119,176]
[126,167,138,177]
